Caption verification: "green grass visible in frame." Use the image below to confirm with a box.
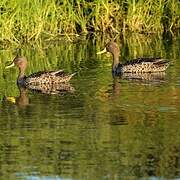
[0,0,179,45]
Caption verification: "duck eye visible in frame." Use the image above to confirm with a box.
[18,61,23,66]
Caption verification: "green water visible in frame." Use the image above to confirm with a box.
[0,34,179,180]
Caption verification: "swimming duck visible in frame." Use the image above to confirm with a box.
[97,41,169,75]
[5,56,76,87]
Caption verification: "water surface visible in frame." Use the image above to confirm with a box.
[0,34,179,180]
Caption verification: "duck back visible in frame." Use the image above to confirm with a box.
[25,70,75,86]
[121,57,169,73]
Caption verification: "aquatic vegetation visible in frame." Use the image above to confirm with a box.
[0,0,179,44]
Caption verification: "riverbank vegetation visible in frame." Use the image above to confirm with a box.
[0,0,179,45]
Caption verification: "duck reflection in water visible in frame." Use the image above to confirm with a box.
[103,71,167,105]
[111,71,167,97]
[3,86,29,108]
[28,81,75,95]
[120,72,166,83]
[3,82,75,108]
[108,72,166,126]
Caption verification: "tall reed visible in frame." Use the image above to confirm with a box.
[0,0,179,45]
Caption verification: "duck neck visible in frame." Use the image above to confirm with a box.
[112,52,120,72]
[18,68,25,79]
[17,68,25,85]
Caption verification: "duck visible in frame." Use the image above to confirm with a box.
[97,41,169,75]
[5,56,76,88]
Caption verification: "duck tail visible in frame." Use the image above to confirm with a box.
[154,59,170,71]
[154,59,169,64]
[71,72,77,77]
[65,72,77,82]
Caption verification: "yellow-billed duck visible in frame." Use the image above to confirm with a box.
[5,56,76,87]
[97,41,169,75]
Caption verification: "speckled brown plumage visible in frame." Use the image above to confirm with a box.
[97,42,170,75]
[116,57,169,73]
[5,56,76,90]
[25,70,75,86]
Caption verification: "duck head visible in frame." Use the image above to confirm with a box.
[6,56,27,72]
[5,56,28,83]
[97,42,120,74]
[97,41,120,56]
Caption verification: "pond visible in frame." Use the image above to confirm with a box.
[0,33,179,180]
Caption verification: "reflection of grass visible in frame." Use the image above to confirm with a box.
[0,0,179,44]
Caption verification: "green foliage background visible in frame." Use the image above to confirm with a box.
[0,0,179,44]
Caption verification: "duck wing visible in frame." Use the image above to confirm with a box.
[122,57,169,73]
[25,70,76,85]
[124,57,169,65]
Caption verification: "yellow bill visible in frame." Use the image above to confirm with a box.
[5,62,15,69]
[6,96,16,104]
[96,47,107,55]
